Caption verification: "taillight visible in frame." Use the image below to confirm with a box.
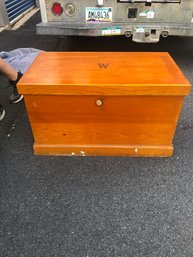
[52,2,63,16]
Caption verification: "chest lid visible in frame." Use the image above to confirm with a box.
[18,52,191,96]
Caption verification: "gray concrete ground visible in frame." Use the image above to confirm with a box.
[0,11,193,257]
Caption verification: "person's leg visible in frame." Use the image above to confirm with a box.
[0,57,23,104]
[9,71,24,104]
[0,57,18,81]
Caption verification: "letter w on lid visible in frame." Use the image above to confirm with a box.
[98,63,109,69]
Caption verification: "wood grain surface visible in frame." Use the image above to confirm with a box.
[24,94,183,156]
[18,52,191,96]
[18,52,191,156]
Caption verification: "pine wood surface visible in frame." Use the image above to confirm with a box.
[18,52,191,96]
[18,52,191,156]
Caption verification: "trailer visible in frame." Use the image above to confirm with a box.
[37,0,193,43]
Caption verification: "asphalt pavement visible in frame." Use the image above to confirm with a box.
[0,11,193,257]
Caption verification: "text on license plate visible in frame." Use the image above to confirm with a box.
[86,7,112,22]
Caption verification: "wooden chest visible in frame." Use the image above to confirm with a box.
[18,52,191,157]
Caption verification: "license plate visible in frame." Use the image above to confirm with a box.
[86,7,112,22]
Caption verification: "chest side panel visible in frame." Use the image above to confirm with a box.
[24,95,183,151]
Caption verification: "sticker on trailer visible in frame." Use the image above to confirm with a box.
[139,10,155,19]
[86,7,112,22]
[102,27,121,36]
[139,12,147,17]
[136,27,145,33]
[147,11,155,19]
